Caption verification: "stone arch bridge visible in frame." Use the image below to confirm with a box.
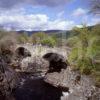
[15,44,70,59]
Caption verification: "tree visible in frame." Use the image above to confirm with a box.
[18,32,29,44]
[90,0,100,15]
[70,24,100,85]
[31,32,48,44]
[68,25,95,74]
[41,37,56,47]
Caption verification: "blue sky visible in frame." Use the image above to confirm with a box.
[0,0,99,31]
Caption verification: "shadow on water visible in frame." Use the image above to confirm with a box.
[13,77,63,100]
[12,52,68,100]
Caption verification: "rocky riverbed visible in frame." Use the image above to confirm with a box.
[0,44,100,100]
[12,68,100,100]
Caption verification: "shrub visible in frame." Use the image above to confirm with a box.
[41,37,56,47]
[0,31,18,53]
[18,32,29,44]
[68,25,99,75]
[77,58,93,75]
[68,47,78,63]
[31,32,47,44]
[0,31,18,64]
[66,36,79,47]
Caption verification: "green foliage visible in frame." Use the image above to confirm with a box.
[66,36,79,47]
[31,32,47,44]
[68,24,100,86]
[0,30,18,54]
[41,37,56,47]
[68,24,100,72]
[87,36,100,59]
[91,24,100,36]
[69,47,78,63]
[18,32,30,43]
[31,32,57,47]
[77,58,93,75]
[90,0,100,15]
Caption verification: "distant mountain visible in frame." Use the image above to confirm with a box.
[16,29,78,39]
[16,30,72,39]
[16,30,66,35]
[1,25,96,39]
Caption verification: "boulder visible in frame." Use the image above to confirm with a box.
[21,56,49,74]
[44,69,68,88]
[0,58,19,99]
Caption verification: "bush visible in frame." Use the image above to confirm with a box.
[66,36,79,47]
[0,31,18,64]
[68,25,99,75]
[77,58,93,75]
[31,32,47,44]
[18,32,30,44]
[0,31,18,54]
[41,37,56,47]
[68,47,78,63]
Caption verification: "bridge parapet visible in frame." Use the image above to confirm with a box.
[16,44,69,59]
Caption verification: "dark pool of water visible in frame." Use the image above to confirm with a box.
[13,77,63,100]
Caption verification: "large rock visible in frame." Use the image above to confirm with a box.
[21,56,49,74]
[43,52,100,100]
[8,47,32,70]
[44,69,68,88]
[44,67,100,100]
[0,58,19,99]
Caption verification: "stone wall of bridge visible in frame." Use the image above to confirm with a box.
[15,44,70,59]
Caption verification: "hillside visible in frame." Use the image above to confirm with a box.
[16,25,95,39]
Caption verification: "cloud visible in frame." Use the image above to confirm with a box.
[76,17,100,27]
[0,0,71,8]
[91,18,100,24]
[88,17,100,26]
[0,10,75,31]
[0,14,48,30]
[0,7,26,16]
[72,8,87,17]
[48,19,75,30]
[57,11,65,18]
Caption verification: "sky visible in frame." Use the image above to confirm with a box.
[0,0,100,31]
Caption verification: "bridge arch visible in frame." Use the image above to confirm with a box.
[43,52,68,73]
[15,46,31,57]
[15,44,69,59]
